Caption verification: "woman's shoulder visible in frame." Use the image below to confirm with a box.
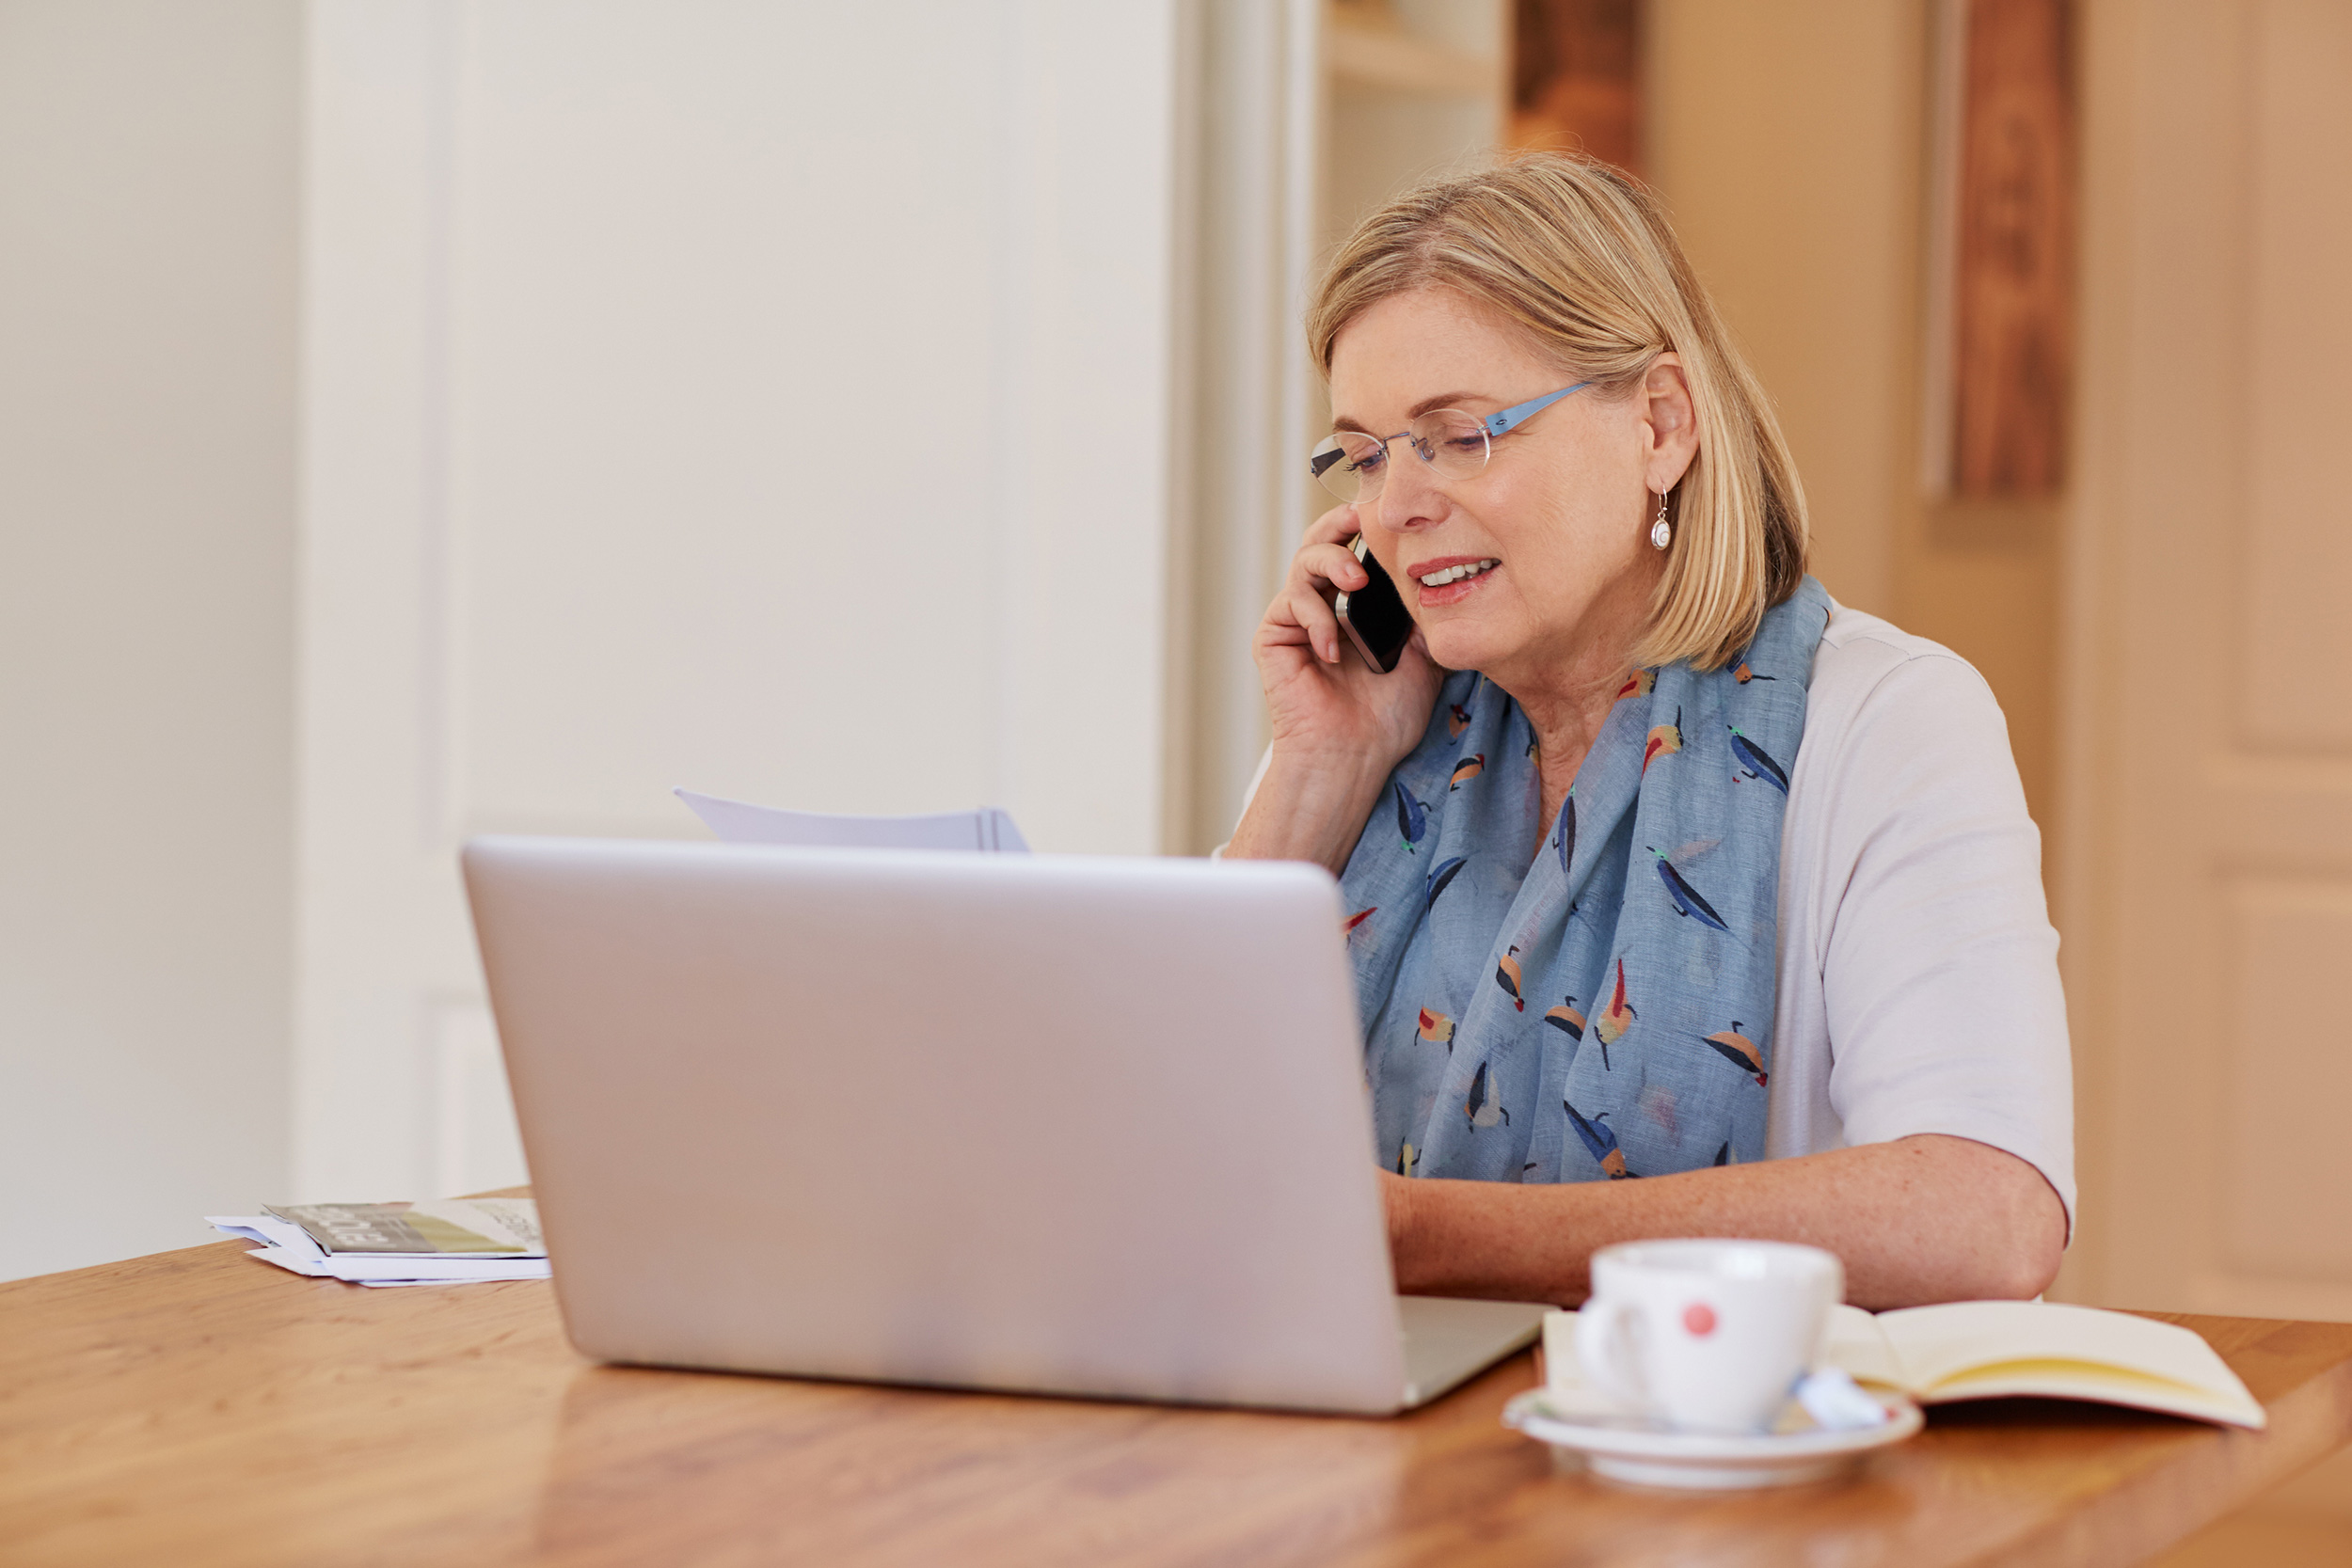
[1810,600,1995,708]
[1801,600,2010,756]
[1790,597,2027,824]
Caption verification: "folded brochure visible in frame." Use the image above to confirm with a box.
[675,787,1028,852]
[264,1198,542,1255]
[210,1198,548,1287]
[1542,1299,2265,1429]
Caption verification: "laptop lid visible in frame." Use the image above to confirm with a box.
[463,837,1415,1413]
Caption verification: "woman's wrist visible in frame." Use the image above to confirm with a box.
[1382,1167,1418,1256]
[1385,1177,1597,1303]
[1223,750,1391,876]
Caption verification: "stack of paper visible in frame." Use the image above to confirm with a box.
[209,1197,550,1288]
[675,787,1029,851]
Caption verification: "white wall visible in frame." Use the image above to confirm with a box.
[292,0,1184,1201]
[0,0,1186,1273]
[0,0,301,1277]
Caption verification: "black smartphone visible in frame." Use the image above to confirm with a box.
[1327,535,1413,673]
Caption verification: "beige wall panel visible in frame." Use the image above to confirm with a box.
[1646,0,1917,619]
[2220,880,2352,1283]
[1322,86,1494,253]
[2237,0,2352,755]
[1647,2,2066,837]
[2083,0,2246,1314]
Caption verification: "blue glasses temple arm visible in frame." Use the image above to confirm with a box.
[1483,381,1592,436]
[1310,380,1595,478]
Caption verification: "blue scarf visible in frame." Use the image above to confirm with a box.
[1340,576,1832,1183]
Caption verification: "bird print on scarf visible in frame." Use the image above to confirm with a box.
[1466,1060,1509,1128]
[1495,945,1525,1011]
[1649,847,1731,932]
[1701,1023,1768,1086]
[1643,706,1684,774]
[1728,725,1790,794]
[1543,995,1587,1040]
[1565,1100,1634,1179]
[1393,782,1429,852]
[1337,576,1832,1191]
[1595,958,1637,1067]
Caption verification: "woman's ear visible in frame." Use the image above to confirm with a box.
[1639,352,1699,494]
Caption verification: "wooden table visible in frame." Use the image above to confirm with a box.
[4,1237,2349,1567]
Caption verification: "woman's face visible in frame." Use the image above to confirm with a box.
[1327,288,1688,689]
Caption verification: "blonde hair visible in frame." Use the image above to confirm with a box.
[1308,154,1807,671]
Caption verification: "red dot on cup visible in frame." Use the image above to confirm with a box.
[1683,1302,1718,1337]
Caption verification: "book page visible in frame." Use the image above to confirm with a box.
[1820,1303,1910,1390]
[1537,1309,1626,1417]
[1873,1301,2265,1428]
[675,788,1030,852]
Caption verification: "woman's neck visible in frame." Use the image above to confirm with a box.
[1508,659,1631,831]
[1485,569,1661,829]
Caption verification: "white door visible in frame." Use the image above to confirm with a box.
[2061,0,2352,1322]
[294,0,1181,1200]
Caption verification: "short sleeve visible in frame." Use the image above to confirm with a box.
[1806,652,2076,1227]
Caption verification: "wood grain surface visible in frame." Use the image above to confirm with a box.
[2,1235,2347,1567]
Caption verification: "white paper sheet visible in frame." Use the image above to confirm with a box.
[675,787,1028,852]
[207,1215,313,1253]
[209,1216,551,1286]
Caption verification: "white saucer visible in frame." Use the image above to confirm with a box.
[1502,1386,1924,1491]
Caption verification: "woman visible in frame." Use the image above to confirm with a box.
[1226,155,2071,1310]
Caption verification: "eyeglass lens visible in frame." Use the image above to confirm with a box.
[1309,410,1491,502]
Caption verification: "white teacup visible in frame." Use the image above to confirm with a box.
[1574,1239,1843,1434]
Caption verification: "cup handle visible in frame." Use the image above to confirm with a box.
[1574,1298,1649,1411]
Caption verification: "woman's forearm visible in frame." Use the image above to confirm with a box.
[1223,753,1391,877]
[1385,1133,2067,1310]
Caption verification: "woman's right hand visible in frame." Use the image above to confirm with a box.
[1226,505,1443,872]
[1252,503,1443,772]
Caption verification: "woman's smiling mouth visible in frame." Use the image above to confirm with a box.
[1409,555,1501,607]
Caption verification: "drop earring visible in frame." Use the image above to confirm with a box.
[1650,489,1672,550]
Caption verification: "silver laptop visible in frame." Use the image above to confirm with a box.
[462,836,1543,1415]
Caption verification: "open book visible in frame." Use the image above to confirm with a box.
[1543,1300,2265,1430]
[1820,1301,2265,1428]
